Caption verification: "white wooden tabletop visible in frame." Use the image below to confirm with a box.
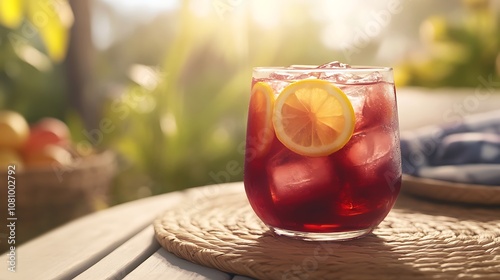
[0,182,253,280]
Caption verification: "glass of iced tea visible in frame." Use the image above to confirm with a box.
[243,62,401,241]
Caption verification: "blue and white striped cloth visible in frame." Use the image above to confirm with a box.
[400,109,500,186]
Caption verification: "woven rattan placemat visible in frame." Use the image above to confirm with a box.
[154,183,500,280]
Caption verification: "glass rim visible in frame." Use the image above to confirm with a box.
[253,65,393,73]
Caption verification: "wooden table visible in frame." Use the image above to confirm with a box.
[0,182,252,280]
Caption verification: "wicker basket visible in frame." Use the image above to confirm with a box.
[0,151,116,252]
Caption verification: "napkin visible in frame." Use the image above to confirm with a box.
[400,109,500,186]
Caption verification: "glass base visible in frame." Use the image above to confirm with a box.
[270,227,373,241]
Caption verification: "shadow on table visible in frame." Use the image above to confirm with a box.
[242,231,429,280]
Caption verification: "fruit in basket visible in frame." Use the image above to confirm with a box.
[0,148,24,170]
[22,117,74,167]
[0,110,30,149]
[24,144,72,167]
[22,117,71,157]
[0,111,76,169]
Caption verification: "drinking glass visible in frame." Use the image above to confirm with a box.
[243,63,401,241]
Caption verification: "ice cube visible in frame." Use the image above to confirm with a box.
[269,71,306,81]
[337,84,369,131]
[267,79,290,95]
[353,82,395,131]
[297,72,323,80]
[320,71,383,85]
[364,83,394,124]
[317,61,351,69]
[358,71,383,84]
[339,84,366,113]
[337,126,400,202]
[343,126,396,167]
[271,70,325,82]
[320,72,357,84]
[252,78,288,96]
[267,151,340,206]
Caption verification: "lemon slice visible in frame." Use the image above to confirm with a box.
[247,82,275,158]
[273,79,355,157]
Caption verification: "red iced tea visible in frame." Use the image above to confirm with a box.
[244,65,401,240]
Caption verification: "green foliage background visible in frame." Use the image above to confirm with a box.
[395,0,500,87]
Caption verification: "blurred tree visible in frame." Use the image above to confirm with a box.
[66,0,97,130]
[395,0,500,87]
